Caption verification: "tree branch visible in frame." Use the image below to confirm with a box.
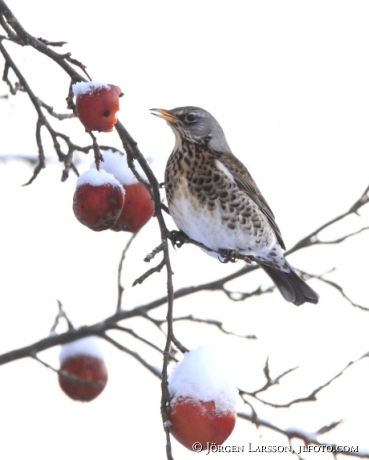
[238,412,369,458]
[240,352,369,408]
[0,0,86,81]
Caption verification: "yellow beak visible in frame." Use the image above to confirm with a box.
[150,108,179,123]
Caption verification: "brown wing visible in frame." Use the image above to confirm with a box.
[219,151,286,250]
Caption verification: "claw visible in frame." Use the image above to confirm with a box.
[218,249,252,264]
[218,249,238,263]
[168,230,187,249]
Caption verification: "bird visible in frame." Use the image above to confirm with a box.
[150,106,319,306]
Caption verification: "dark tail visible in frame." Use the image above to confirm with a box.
[259,262,319,306]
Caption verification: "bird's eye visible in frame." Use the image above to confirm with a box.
[185,113,197,123]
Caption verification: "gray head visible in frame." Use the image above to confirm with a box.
[150,106,231,153]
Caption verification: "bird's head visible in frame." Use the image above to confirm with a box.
[150,106,231,153]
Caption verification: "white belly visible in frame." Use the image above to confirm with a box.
[168,181,282,263]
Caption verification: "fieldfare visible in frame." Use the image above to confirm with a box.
[151,106,319,306]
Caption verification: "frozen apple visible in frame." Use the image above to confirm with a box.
[58,336,108,402]
[168,345,238,451]
[90,149,154,233]
[73,169,125,231]
[110,182,154,232]
[72,81,123,132]
[169,398,236,450]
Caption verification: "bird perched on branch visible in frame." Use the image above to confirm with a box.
[151,106,319,306]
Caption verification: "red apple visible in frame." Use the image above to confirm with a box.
[110,181,154,233]
[169,397,236,450]
[73,169,124,231]
[73,82,123,132]
[59,354,108,402]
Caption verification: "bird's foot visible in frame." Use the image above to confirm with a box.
[218,249,252,264]
[168,230,188,249]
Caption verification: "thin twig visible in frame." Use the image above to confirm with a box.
[50,300,74,334]
[144,241,166,262]
[287,185,369,254]
[88,131,103,170]
[101,332,161,379]
[36,37,67,47]
[112,325,163,354]
[173,315,257,339]
[132,259,166,286]
[318,276,369,312]
[116,232,139,312]
[240,352,369,408]
[37,98,74,120]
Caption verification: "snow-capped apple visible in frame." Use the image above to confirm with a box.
[73,81,123,132]
[168,345,238,451]
[73,169,125,231]
[59,336,108,402]
[169,397,236,450]
[90,149,154,233]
